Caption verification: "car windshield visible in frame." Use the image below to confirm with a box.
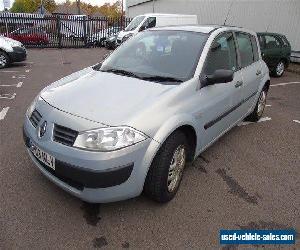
[97,30,208,84]
[125,16,145,31]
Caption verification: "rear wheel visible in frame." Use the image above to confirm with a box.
[272,60,285,77]
[0,51,10,69]
[245,88,268,122]
[144,131,187,203]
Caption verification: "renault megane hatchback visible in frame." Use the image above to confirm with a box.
[23,25,270,203]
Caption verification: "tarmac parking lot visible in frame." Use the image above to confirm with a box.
[0,48,299,249]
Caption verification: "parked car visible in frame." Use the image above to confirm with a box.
[116,13,198,45]
[0,36,27,68]
[23,25,270,203]
[257,32,291,77]
[104,33,118,50]
[89,27,122,47]
[6,27,49,45]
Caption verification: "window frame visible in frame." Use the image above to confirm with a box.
[202,31,239,76]
[250,35,260,62]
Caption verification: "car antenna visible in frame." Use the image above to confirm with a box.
[223,0,234,25]
[265,23,270,32]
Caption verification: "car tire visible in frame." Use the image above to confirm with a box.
[272,60,285,77]
[245,87,268,122]
[144,131,188,203]
[0,50,10,69]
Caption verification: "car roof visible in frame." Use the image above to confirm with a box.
[150,25,220,34]
[140,13,197,18]
[150,25,255,35]
[257,32,285,37]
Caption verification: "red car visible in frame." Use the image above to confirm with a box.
[7,28,49,45]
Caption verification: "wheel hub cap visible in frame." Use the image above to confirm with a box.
[167,145,186,192]
[276,62,284,76]
[257,91,267,116]
[0,55,7,66]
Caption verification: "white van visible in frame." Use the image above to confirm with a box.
[116,13,198,45]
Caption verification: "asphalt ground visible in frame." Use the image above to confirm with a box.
[0,49,299,249]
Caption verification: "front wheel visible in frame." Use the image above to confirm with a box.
[245,88,268,122]
[144,131,187,203]
[0,51,10,69]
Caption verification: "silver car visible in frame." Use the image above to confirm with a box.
[23,25,270,203]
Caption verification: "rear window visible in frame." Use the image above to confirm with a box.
[236,32,255,68]
[280,35,290,47]
[250,35,259,61]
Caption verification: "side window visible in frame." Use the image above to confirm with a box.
[140,17,156,30]
[264,35,282,49]
[204,32,237,75]
[147,17,156,28]
[236,32,254,68]
[250,35,259,62]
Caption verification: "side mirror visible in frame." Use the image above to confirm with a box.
[202,69,234,86]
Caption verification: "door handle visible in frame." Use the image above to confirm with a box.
[235,81,243,88]
[256,70,262,76]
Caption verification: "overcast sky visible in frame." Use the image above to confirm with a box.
[0,0,121,11]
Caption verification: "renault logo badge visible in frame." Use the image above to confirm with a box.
[38,121,47,138]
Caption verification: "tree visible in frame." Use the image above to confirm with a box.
[10,0,56,13]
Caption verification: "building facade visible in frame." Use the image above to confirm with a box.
[126,0,300,53]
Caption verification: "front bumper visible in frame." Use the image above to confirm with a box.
[8,46,27,62]
[23,99,160,203]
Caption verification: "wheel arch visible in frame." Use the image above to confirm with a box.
[150,115,199,164]
[263,79,271,92]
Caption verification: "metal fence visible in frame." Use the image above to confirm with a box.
[0,13,131,48]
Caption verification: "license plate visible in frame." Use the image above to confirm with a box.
[31,144,55,170]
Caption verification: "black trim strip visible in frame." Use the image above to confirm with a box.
[204,91,257,130]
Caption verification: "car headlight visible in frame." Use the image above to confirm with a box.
[26,95,39,117]
[73,126,147,151]
[3,37,22,47]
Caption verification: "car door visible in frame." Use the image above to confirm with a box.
[235,32,262,113]
[260,34,283,69]
[198,31,244,149]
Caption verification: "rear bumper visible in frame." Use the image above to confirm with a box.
[8,46,27,62]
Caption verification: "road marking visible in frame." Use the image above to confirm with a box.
[0,107,9,120]
[25,69,31,73]
[266,104,272,107]
[17,82,23,87]
[270,81,300,87]
[0,93,16,99]
[0,70,19,73]
[238,117,272,126]
[0,82,23,88]
[293,120,300,124]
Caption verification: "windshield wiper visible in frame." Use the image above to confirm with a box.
[141,75,183,83]
[101,68,141,79]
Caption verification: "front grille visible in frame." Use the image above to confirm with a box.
[53,124,78,146]
[29,109,42,127]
